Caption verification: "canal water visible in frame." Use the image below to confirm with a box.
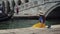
[0,18,60,29]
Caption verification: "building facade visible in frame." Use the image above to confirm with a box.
[0,0,60,17]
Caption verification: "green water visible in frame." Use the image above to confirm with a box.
[0,19,60,29]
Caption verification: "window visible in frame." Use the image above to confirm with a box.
[25,0,29,3]
[44,0,48,1]
[0,4,1,7]
[17,0,22,5]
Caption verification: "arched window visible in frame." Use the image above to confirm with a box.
[25,0,29,3]
[17,0,22,5]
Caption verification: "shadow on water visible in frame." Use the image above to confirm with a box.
[0,17,60,30]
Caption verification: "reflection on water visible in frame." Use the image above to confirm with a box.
[0,18,60,29]
[46,19,60,25]
[0,19,38,29]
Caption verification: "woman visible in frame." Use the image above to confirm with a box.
[39,14,46,28]
[32,12,46,28]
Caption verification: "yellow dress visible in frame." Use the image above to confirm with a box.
[32,22,46,28]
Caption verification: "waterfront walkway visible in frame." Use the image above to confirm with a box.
[0,25,60,34]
